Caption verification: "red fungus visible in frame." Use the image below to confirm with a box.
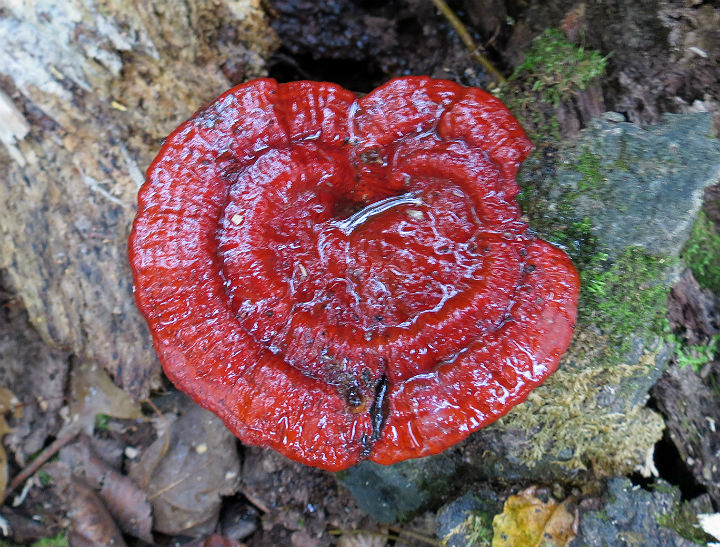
[129,77,580,471]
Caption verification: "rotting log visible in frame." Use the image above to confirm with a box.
[0,1,277,397]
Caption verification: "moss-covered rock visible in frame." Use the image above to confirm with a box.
[436,491,500,547]
[337,457,456,523]
[573,478,700,547]
[499,28,607,140]
[489,112,719,478]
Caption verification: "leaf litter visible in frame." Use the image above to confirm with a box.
[129,393,241,537]
[59,435,153,542]
[0,386,21,501]
[45,461,127,547]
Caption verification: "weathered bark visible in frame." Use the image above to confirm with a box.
[653,364,720,506]
[0,1,277,397]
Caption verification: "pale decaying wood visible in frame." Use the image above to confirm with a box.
[0,89,30,166]
[0,0,278,397]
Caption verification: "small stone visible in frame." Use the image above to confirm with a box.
[602,112,626,122]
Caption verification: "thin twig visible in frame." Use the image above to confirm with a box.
[328,525,442,546]
[241,488,271,514]
[389,524,444,546]
[429,0,507,87]
[0,426,78,506]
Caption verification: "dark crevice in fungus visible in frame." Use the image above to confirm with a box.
[369,375,389,442]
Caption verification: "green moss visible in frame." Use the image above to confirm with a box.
[652,481,678,496]
[682,211,720,294]
[578,247,675,361]
[613,157,631,172]
[495,245,673,473]
[37,470,52,487]
[94,413,111,431]
[466,511,494,547]
[520,154,675,364]
[497,349,665,474]
[499,81,678,475]
[443,509,494,547]
[576,149,605,192]
[668,333,720,373]
[498,28,607,140]
[519,146,677,367]
[499,88,561,141]
[31,534,68,547]
[512,29,608,105]
[594,508,610,522]
[658,502,711,545]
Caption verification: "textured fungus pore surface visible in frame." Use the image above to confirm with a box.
[129,77,580,471]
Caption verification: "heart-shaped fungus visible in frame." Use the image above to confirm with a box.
[129,77,580,471]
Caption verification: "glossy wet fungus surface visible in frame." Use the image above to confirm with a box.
[129,77,580,471]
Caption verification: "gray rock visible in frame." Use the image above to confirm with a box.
[338,457,456,523]
[486,112,720,483]
[573,478,697,547]
[553,112,720,259]
[436,491,500,547]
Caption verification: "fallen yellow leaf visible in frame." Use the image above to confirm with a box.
[492,487,577,547]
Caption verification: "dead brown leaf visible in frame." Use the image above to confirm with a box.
[0,283,68,468]
[0,361,145,507]
[45,462,126,546]
[60,436,153,542]
[492,487,578,547]
[69,362,142,434]
[129,396,240,537]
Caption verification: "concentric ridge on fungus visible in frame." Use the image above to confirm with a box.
[129,77,580,471]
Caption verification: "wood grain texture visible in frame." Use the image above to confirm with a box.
[0,0,277,397]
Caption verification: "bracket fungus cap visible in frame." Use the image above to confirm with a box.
[129,77,580,471]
